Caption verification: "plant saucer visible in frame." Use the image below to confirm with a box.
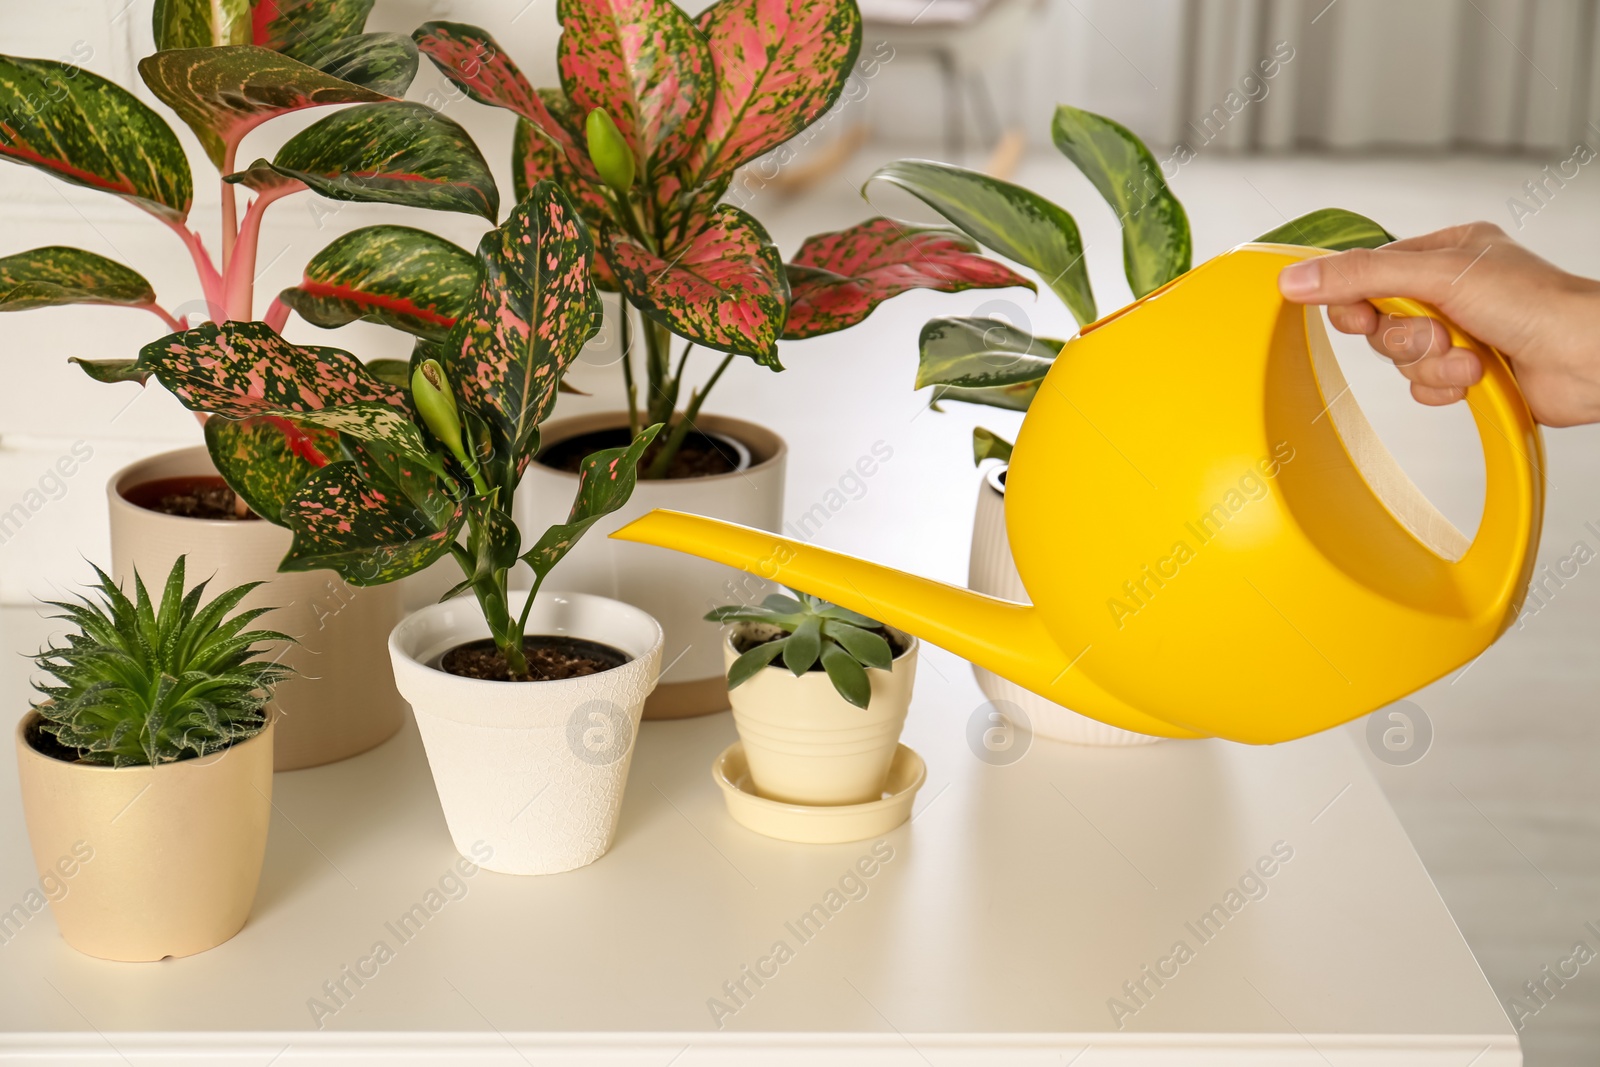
[711,741,926,844]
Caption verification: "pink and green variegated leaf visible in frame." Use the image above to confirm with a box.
[512,115,610,233]
[280,460,465,585]
[280,225,477,342]
[447,181,601,468]
[688,0,863,183]
[0,246,155,312]
[412,21,545,122]
[253,0,375,66]
[266,101,499,221]
[287,402,430,458]
[204,415,335,524]
[346,438,458,532]
[556,0,713,173]
[782,218,1034,340]
[154,0,252,50]
[607,205,787,365]
[521,423,660,585]
[138,46,391,169]
[0,55,192,222]
[134,319,405,420]
[223,156,308,195]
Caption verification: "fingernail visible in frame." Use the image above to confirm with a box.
[1278,260,1322,298]
[1442,354,1480,387]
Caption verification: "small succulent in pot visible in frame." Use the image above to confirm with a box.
[706,591,895,709]
[31,556,291,767]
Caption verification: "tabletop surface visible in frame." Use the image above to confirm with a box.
[0,605,1517,1065]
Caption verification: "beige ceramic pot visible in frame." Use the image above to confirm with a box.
[108,447,405,770]
[969,466,1163,747]
[14,712,274,961]
[518,412,786,721]
[723,624,917,806]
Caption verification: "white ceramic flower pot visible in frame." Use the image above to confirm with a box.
[723,624,918,806]
[517,412,786,720]
[389,591,664,876]
[108,447,406,771]
[969,466,1163,747]
[14,713,274,961]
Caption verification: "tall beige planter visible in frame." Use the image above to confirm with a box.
[518,412,786,720]
[724,625,918,805]
[109,447,405,770]
[14,712,274,961]
[969,466,1162,747]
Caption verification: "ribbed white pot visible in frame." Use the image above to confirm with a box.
[969,466,1163,747]
[389,591,663,876]
[517,412,786,720]
[108,447,406,771]
[724,624,918,806]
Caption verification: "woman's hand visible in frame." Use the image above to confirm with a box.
[1277,221,1600,427]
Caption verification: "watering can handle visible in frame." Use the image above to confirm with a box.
[1367,296,1543,620]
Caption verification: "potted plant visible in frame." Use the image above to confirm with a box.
[16,557,289,961]
[872,105,1397,745]
[0,5,506,767]
[412,0,1031,718]
[707,591,916,806]
[132,181,664,876]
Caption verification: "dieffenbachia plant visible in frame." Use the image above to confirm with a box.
[875,105,1397,462]
[411,0,1029,478]
[131,182,658,681]
[0,1,503,504]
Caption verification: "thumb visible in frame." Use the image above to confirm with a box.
[1277,247,1475,309]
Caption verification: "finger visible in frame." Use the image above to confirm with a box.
[1327,302,1377,335]
[1403,347,1484,390]
[1411,382,1467,406]
[1278,246,1480,307]
[1382,221,1502,253]
[1369,314,1452,369]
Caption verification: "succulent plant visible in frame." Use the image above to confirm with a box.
[31,557,292,768]
[707,591,896,709]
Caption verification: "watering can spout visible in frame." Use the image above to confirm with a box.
[611,510,1202,739]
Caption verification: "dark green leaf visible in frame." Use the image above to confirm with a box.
[866,159,1095,325]
[363,359,411,387]
[280,460,463,585]
[70,358,149,385]
[783,615,822,675]
[288,401,430,458]
[0,55,192,222]
[820,643,871,709]
[0,247,154,311]
[281,225,478,342]
[1255,208,1396,251]
[933,381,1040,413]
[822,620,892,670]
[138,45,391,168]
[153,0,252,50]
[310,33,418,96]
[269,102,499,221]
[1051,105,1190,298]
[972,427,1014,465]
[520,425,661,586]
[917,316,1062,390]
[727,638,785,690]
[344,437,458,533]
[463,497,520,585]
[223,156,306,194]
[254,0,376,66]
[205,415,335,524]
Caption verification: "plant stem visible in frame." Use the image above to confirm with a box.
[166,221,225,322]
[220,145,239,268]
[645,352,734,479]
[619,300,638,438]
[141,304,184,333]
[223,184,297,322]
[263,296,290,332]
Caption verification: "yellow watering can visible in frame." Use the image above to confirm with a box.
[613,244,1545,744]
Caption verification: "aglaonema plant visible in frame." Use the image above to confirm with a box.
[0,1,505,510]
[411,0,1031,479]
[129,181,658,681]
[871,105,1398,462]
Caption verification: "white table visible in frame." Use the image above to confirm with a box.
[0,606,1517,1065]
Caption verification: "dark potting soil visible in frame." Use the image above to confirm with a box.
[123,476,257,520]
[537,426,742,479]
[440,636,631,682]
[733,626,908,673]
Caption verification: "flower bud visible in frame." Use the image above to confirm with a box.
[412,358,465,461]
[585,107,635,196]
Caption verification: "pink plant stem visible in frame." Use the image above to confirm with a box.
[220,144,239,268]
[263,296,291,332]
[165,220,225,322]
[223,184,299,323]
[141,303,185,333]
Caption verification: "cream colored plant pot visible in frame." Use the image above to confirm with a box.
[517,412,786,720]
[969,466,1162,747]
[108,447,405,771]
[723,625,918,806]
[14,713,274,962]
[389,591,664,876]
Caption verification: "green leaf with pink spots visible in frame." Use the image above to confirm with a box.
[280,225,478,342]
[556,0,713,173]
[0,55,193,222]
[279,459,465,585]
[204,415,335,524]
[607,205,787,365]
[0,246,155,312]
[521,423,661,587]
[782,218,1033,340]
[445,181,601,470]
[687,0,863,183]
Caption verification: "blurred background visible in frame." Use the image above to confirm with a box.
[3,0,1599,1061]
